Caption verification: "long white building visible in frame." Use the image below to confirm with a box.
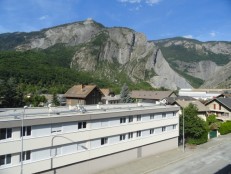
[0,103,179,174]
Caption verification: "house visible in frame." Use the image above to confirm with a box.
[64,85,103,105]
[101,94,121,104]
[164,96,196,105]
[173,100,208,121]
[100,89,120,104]
[131,90,176,104]
[205,98,231,121]
[0,103,179,174]
[100,88,110,97]
[216,93,231,98]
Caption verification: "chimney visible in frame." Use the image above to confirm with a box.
[81,84,85,90]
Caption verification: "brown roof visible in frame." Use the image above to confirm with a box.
[64,85,97,98]
[216,93,231,98]
[131,90,174,100]
[100,88,110,96]
[174,100,208,112]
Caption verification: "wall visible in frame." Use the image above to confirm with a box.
[42,137,178,174]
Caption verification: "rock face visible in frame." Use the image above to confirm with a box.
[16,19,103,50]
[201,61,231,88]
[150,49,192,89]
[175,60,221,80]
[155,38,231,88]
[3,20,231,89]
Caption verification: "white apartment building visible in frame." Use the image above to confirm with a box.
[0,103,179,174]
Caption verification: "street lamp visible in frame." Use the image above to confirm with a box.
[21,106,28,174]
[182,107,185,152]
[50,135,88,170]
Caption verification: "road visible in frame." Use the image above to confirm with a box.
[148,134,231,174]
[97,134,231,174]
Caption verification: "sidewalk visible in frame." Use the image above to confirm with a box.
[96,147,194,174]
[96,135,227,174]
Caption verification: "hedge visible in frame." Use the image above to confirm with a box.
[219,121,231,135]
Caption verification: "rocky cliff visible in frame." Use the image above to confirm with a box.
[12,19,193,90]
[1,19,231,89]
[155,38,231,88]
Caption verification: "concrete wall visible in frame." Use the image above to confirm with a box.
[42,137,178,174]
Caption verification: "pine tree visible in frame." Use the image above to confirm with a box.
[52,93,60,106]
[120,83,132,103]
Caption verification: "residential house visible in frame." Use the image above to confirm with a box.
[216,93,231,99]
[131,90,176,104]
[172,100,208,121]
[64,85,103,105]
[100,89,120,104]
[164,96,196,105]
[205,98,231,121]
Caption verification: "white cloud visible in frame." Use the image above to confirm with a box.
[118,0,161,6]
[145,0,161,5]
[210,32,216,37]
[119,0,141,3]
[38,15,49,21]
[183,35,193,39]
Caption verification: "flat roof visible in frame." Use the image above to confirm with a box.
[0,103,179,122]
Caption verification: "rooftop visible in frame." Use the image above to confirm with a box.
[0,103,179,121]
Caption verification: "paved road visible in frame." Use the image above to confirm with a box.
[150,135,231,174]
[97,134,231,174]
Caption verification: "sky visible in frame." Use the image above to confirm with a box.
[0,0,231,41]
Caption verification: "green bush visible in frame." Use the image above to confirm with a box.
[219,121,231,135]
[187,132,208,145]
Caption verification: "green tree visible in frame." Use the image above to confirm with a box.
[120,83,132,103]
[0,78,24,107]
[52,93,60,106]
[180,103,209,144]
[207,114,217,125]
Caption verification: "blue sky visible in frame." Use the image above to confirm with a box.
[0,0,230,41]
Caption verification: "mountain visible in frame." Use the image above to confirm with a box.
[0,19,231,91]
[154,37,231,88]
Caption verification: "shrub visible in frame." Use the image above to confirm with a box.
[187,132,208,145]
[219,121,231,135]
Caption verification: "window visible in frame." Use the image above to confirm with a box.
[51,124,62,133]
[120,117,126,124]
[128,116,133,123]
[137,115,141,121]
[136,131,141,137]
[0,154,11,166]
[214,104,216,110]
[219,105,221,110]
[0,128,12,140]
[101,138,108,145]
[78,122,87,129]
[162,113,166,118]
[173,125,176,129]
[162,127,166,132]
[173,112,176,116]
[120,134,126,141]
[20,151,31,161]
[150,129,154,134]
[128,132,133,139]
[150,114,154,119]
[21,126,31,137]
